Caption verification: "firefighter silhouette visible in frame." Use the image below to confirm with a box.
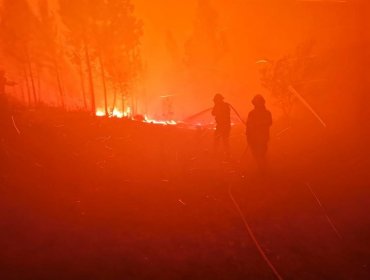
[212,93,231,158]
[246,94,272,171]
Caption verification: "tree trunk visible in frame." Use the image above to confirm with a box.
[20,81,26,104]
[25,50,37,105]
[98,53,108,116]
[83,40,96,115]
[53,59,65,110]
[111,62,119,111]
[36,64,42,103]
[22,65,31,106]
[121,92,125,116]
[112,82,117,110]
[77,58,88,110]
[119,81,126,116]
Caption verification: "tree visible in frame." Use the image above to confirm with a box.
[259,41,316,118]
[0,0,39,105]
[93,0,143,115]
[36,0,66,108]
[59,0,98,114]
[59,0,142,116]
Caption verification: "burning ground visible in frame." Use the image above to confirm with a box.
[0,108,369,279]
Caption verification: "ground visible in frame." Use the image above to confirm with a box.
[0,109,369,280]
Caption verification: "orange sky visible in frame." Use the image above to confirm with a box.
[133,0,367,119]
[22,0,368,120]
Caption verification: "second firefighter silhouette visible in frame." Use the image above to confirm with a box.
[246,94,272,170]
[212,93,231,158]
[0,70,16,118]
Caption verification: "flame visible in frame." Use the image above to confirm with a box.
[143,118,177,125]
[96,110,106,117]
[95,108,177,126]
[112,108,125,118]
[96,107,131,118]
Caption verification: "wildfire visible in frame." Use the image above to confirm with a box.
[95,107,131,118]
[95,108,177,126]
[145,119,177,125]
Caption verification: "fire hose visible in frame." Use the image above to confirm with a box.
[186,105,285,278]
[228,183,284,280]
[183,104,246,126]
[230,104,246,126]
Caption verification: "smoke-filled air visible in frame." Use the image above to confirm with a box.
[0,0,369,279]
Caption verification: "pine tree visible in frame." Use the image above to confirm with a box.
[59,0,98,114]
[95,0,143,115]
[59,0,142,116]
[36,0,66,108]
[0,0,39,105]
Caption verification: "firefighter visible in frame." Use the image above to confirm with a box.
[0,70,16,118]
[246,94,272,171]
[212,93,231,158]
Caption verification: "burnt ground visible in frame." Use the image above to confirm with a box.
[0,109,369,280]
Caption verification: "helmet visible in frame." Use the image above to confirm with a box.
[252,94,265,106]
[213,93,224,102]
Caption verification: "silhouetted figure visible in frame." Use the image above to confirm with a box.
[246,95,272,171]
[0,70,16,95]
[212,93,231,158]
[0,70,16,118]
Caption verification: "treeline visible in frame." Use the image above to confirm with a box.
[0,0,143,115]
